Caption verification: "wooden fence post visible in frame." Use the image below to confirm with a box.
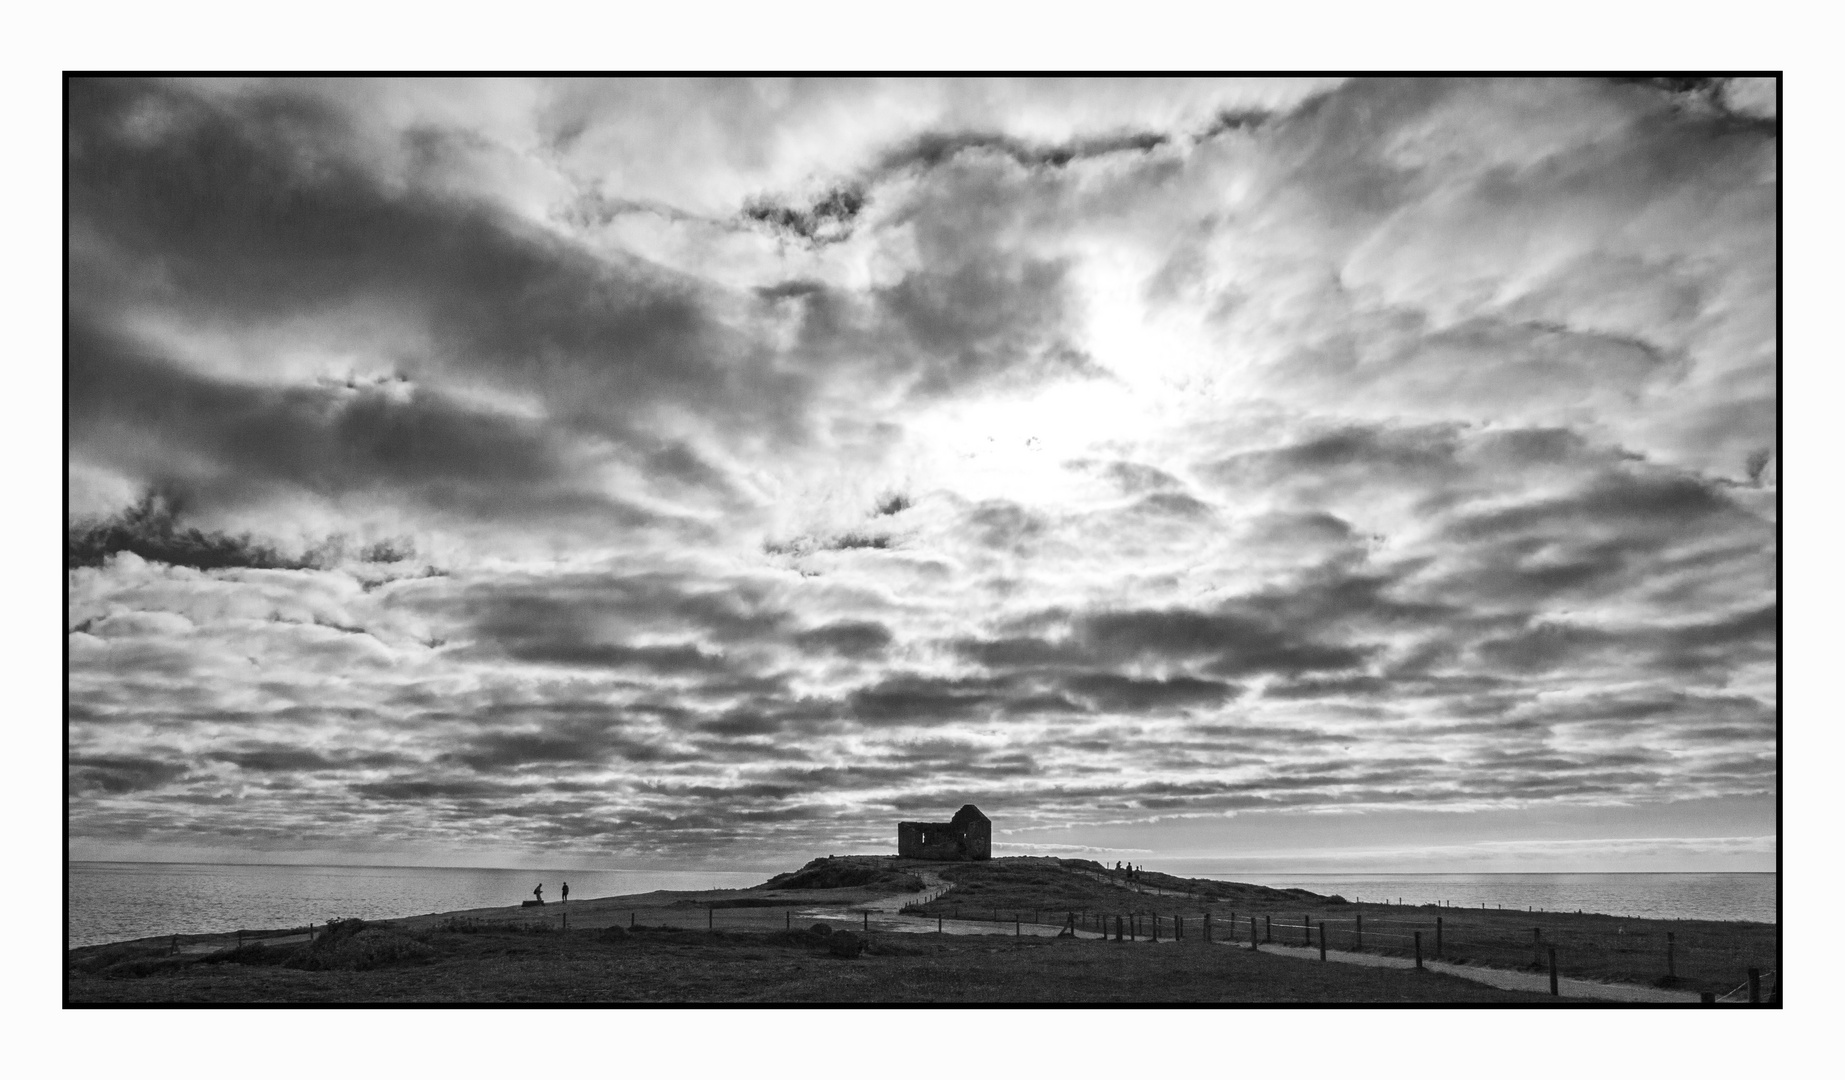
[1749,968,1761,1004]
[1319,922,1327,960]
[1414,931,1422,969]
[1015,916,1020,937]
[1303,915,1311,947]
[1666,932,1676,978]
[938,916,943,935]
[630,911,635,928]
[1355,912,1363,951]
[1250,916,1259,951]
[1264,914,1271,943]
[786,911,790,930]
[1228,911,1236,943]
[709,906,714,930]
[1115,914,1123,942]
[1548,947,1559,996]
[864,911,870,933]
[1436,916,1443,959]
[1204,911,1212,942]
[1152,915,1159,942]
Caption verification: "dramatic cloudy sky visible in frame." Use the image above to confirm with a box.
[66,76,1778,872]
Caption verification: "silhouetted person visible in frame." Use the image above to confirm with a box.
[533,883,543,903]
[561,882,569,903]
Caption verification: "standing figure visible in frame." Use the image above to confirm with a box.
[533,882,543,904]
[561,882,569,903]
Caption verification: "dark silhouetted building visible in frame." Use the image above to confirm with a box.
[897,804,991,861]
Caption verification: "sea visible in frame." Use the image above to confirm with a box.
[66,862,767,950]
[65,862,1778,950]
[1203,872,1777,925]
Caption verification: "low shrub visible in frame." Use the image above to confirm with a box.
[287,924,434,972]
[199,941,294,968]
[827,930,864,958]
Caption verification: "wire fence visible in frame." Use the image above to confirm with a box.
[883,902,1775,1003]
[469,895,1775,1004]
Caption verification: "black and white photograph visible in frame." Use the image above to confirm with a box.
[63,74,1779,1016]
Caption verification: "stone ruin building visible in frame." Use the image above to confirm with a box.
[897,804,992,861]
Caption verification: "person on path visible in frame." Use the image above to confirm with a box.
[533,883,543,903]
[561,882,569,903]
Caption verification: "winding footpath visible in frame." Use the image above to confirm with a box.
[804,872,1703,1002]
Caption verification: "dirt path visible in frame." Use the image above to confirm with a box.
[800,871,1120,939]
[1223,939,1702,1003]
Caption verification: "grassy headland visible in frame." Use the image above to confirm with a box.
[65,855,1776,1004]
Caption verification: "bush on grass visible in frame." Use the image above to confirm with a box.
[287,919,434,972]
[827,930,864,958]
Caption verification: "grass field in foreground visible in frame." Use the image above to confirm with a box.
[67,922,1563,1005]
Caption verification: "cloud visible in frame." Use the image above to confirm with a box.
[68,492,307,571]
[70,755,190,795]
[64,77,1777,868]
[742,184,866,245]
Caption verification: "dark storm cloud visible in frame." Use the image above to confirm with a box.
[793,621,893,657]
[845,674,1010,725]
[67,492,306,571]
[67,78,813,507]
[68,321,633,521]
[1204,422,1468,495]
[875,129,1169,174]
[1058,673,1241,711]
[453,569,790,648]
[1197,107,1277,138]
[954,589,1394,682]
[441,724,697,771]
[1080,607,1377,676]
[206,746,415,772]
[742,184,866,245]
[349,777,514,802]
[1444,469,1746,542]
[872,257,1104,396]
[70,755,190,794]
[1469,604,1777,678]
[752,156,1114,403]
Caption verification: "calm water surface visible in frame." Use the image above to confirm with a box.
[1202,872,1776,924]
[66,862,766,949]
[69,863,1777,950]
